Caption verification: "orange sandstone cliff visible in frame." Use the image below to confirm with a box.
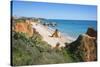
[13,21,35,37]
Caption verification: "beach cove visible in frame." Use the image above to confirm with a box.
[31,21,74,48]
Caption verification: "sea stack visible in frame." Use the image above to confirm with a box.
[68,27,97,62]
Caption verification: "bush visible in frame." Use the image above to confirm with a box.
[12,32,74,66]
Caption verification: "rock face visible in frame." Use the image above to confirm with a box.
[86,27,97,39]
[14,21,34,37]
[69,28,97,62]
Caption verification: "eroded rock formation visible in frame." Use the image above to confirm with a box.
[13,21,34,37]
[69,27,97,62]
[86,27,97,39]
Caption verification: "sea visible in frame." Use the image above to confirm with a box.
[41,19,97,40]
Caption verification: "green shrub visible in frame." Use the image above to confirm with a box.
[12,32,74,66]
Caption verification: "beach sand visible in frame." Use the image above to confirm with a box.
[31,22,74,48]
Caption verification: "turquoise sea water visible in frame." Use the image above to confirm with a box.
[42,19,97,39]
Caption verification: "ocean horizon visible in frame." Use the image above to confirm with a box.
[41,19,97,39]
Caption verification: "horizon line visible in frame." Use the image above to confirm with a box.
[12,15,97,21]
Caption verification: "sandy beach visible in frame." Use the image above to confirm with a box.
[31,22,74,48]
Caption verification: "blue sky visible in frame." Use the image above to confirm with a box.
[12,1,97,20]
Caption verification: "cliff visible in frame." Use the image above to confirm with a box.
[68,28,97,62]
[13,21,35,37]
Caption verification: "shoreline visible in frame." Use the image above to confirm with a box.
[31,22,75,47]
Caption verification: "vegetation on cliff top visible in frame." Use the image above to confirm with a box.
[12,32,75,66]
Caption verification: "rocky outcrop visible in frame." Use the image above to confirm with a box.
[14,21,35,37]
[68,28,97,62]
[86,27,97,39]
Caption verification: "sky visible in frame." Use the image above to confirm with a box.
[12,1,97,20]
